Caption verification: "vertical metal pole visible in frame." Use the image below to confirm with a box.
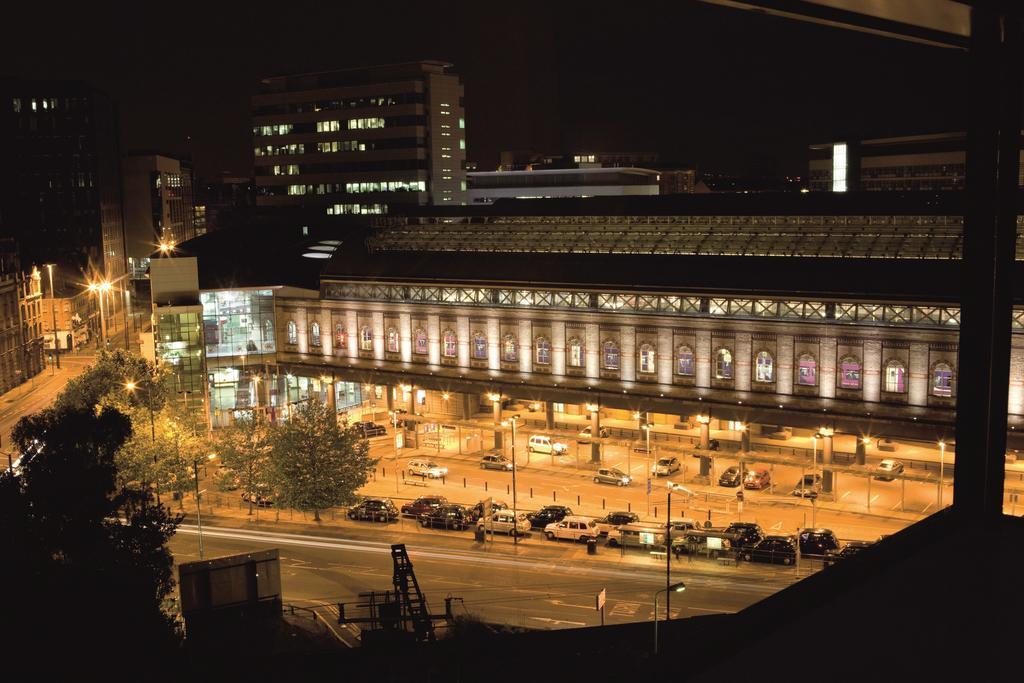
[654,591,660,656]
[939,441,946,508]
[665,491,671,620]
[46,265,59,370]
[193,459,204,560]
[512,417,518,546]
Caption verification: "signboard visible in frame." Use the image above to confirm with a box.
[707,536,724,551]
[640,531,656,546]
[596,588,606,611]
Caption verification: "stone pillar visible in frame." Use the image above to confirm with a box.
[741,428,751,452]
[552,322,566,376]
[486,319,500,370]
[385,384,395,412]
[620,326,636,382]
[821,432,834,493]
[399,313,412,362]
[735,333,752,391]
[590,406,601,463]
[492,397,503,449]
[346,311,358,358]
[863,340,882,402]
[657,328,672,385]
[585,323,600,378]
[461,393,475,420]
[519,319,532,374]
[908,343,929,406]
[321,306,333,357]
[819,337,837,399]
[327,376,337,413]
[776,335,793,395]
[407,384,417,415]
[296,307,309,354]
[428,315,441,365]
[457,316,471,367]
[698,419,711,476]
[371,312,384,360]
[855,438,866,465]
[545,401,555,429]
[696,330,711,388]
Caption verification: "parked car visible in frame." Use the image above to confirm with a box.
[791,473,823,498]
[875,458,905,481]
[606,522,667,549]
[355,421,387,438]
[743,535,798,565]
[241,489,273,507]
[400,495,448,516]
[544,515,600,542]
[652,456,681,476]
[594,467,632,486]
[668,517,702,538]
[594,511,641,535]
[723,522,764,549]
[743,469,772,490]
[407,458,448,479]
[528,435,568,456]
[347,498,398,522]
[419,504,471,530]
[465,499,509,523]
[798,528,841,557]
[480,453,513,471]
[824,540,876,567]
[708,439,721,451]
[526,505,574,529]
[578,426,611,444]
[481,510,531,536]
[719,466,742,487]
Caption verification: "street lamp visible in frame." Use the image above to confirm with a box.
[653,581,687,656]
[87,279,112,350]
[158,240,176,256]
[43,264,59,371]
[125,379,157,442]
[191,454,216,560]
[938,440,946,508]
[811,433,819,527]
[501,415,521,545]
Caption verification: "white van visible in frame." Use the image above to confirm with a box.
[606,523,667,549]
[544,515,599,542]
[528,435,568,455]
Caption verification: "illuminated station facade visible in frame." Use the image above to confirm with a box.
[149,193,1024,495]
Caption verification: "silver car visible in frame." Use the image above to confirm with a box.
[594,467,631,486]
[652,456,681,476]
[481,510,531,536]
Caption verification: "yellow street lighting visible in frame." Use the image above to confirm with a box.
[819,426,834,437]
[125,381,137,392]
[862,437,871,445]
[695,414,711,425]
[585,403,598,413]
[158,241,176,255]
[736,423,747,432]
[488,392,501,402]
[442,392,450,401]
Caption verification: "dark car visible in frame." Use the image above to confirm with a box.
[577,426,611,444]
[419,504,471,530]
[595,511,641,535]
[526,505,574,529]
[743,469,771,490]
[400,495,448,516]
[799,528,841,558]
[708,439,721,451]
[824,540,876,567]
[241,490,273,507]
[743,535,798,565]
[347,498,399,522]
[355,421,388,438]
[480,453,513,471]
[723,522,764,549]
[465,499,509,523]
[719,466,742,487]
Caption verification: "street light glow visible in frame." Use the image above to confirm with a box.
[488,392,500,402]
[125,381,137,392]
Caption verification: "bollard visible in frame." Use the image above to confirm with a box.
[654,507,658,518]
[507,484,511,495]
[463,477,466,488]
[442,476,446,485]
[485,481,488,492]
[628,501,631,512]
[530,487,533,498]
[402,470,406,481]
[382,467,386,478]
[553,490,557,501]
[602,498,605,509]
[577,495,581,505]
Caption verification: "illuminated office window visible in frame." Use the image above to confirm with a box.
[832,143,848,192]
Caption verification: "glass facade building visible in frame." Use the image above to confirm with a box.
[200,289,276,358]
[155,309,205,394]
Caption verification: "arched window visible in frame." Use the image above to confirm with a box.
[334,323,346,349]
[310,321,321,347]
[933,362,953,397]
[754,350,773,382]
[715,348,733,379]
[839,356,861,389]
[472,332,487,360]
[884,360,906,393]
[639,343,656,374]
[286,320,298,345]
[797,353,817,386]
[568,337,584,368]
[413,328,428,355]
[535,337,551,365]
[386,327,399,353]
[359,326,373,351]
[603,340,620,370]
[442,329,457,358]
[676,345,695,376]
[502,334,518,362]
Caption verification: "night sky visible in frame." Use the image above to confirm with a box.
[5,1,968,180]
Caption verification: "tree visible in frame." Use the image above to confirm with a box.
[55,347,168,414]
[270,399,376,521]
[1,404,182,674]
[216,411,273,515]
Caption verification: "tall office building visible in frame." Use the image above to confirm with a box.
[0,79,125,281]
[122,153,196,278]
[252,61,467,214]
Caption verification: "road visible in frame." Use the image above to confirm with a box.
[170,523,800,631]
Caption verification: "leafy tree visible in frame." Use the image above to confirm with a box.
[269,399,376,521]
[217,411,273,515]
[1,404,182,674]
[55,347,168,414]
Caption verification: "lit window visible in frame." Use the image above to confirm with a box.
[442,330,457,358]
[310,322,321,347]
[676,346,695,376]
[503,334,518,362]
[472,332,487,360]
[798,354,817,386]
[535,337,551,365]
[287,321,297,345]
[639,344,656,374]
[832,143,848,192]
[386,327,399,353]
[933,362,953,397]
[459,117,465,128]
[884,360,906,393]
[755,351,774,382]
[839,356,861,389]
[360,327,373,351]
[414,328,428,355]
[334,324,346,349]
[715,349,733,379]
[602,340,620,371]
[568,337,584,368]
[459,138,465,150]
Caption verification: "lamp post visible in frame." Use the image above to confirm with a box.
[44,264,59,371]
[192,457,207,560]
[87,280,111,351]
[938,440,946,508]
[503,415,521,546]
[653,581,686,656]
[811,433,819,528]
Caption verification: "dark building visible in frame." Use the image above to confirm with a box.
[252,61,467,215]
[122,153,196,278]
[194,174,255,234]
[0,79,125,283]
